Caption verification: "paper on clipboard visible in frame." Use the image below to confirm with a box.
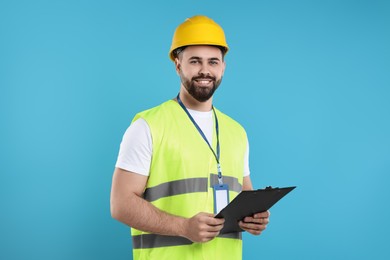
[215,186,296,234]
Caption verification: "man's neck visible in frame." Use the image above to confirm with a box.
[177,87,213,112]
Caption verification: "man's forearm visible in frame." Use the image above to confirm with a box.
[111,192,187,237]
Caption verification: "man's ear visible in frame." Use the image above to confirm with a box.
[175,58,180,72]
[221,61,226,76]
[175,58,181,74]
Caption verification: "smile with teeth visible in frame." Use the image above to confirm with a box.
[195,79,213,86]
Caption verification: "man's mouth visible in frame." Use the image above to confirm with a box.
[193,78,215,86]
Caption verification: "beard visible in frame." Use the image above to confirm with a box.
[179,72,223,102]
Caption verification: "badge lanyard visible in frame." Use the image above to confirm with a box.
[176,93,224,185]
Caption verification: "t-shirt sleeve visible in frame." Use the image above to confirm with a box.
[115,118,152,176]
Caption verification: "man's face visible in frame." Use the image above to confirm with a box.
[175,45,226,102]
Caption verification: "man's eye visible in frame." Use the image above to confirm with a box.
[190,60,199,64]
[210,61,218,65]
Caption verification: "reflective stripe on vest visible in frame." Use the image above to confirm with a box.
[143,175,241,202]
[144,178,208,202]
[133,232,242,249]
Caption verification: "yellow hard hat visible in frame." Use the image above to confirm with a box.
[169,15,229,61]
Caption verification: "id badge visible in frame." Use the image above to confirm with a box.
[213,184,230,214]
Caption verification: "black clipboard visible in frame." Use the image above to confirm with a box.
[215,186,296,234]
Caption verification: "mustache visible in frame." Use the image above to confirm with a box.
[192,75,216,81]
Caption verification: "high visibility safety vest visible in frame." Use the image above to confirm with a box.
[131,100,248,260]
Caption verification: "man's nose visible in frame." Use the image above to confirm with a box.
[198,63,211,76]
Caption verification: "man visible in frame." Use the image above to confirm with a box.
[111,15,270,260]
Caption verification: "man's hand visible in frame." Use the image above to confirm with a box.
[182,212,225,243]
[239,210,270,235]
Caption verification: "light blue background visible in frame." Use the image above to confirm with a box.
[1,0,389,259]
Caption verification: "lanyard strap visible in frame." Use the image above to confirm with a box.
[176,94,223,185]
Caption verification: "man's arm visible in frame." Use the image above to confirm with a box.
[110,167,225,243]
[239,175,270,235]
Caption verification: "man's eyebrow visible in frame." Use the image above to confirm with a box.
[188,56,221,61]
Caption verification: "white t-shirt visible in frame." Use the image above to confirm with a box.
[116,109,250,177]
